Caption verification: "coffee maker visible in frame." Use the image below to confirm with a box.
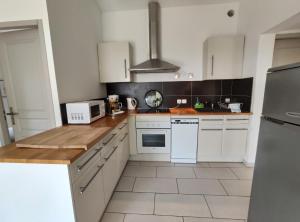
[107,95,123,115]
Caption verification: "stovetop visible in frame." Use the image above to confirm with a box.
[137,108,170,113]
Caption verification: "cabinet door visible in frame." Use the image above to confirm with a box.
[103,147,118,205]
[198,128,223,161]
[73,164,105,222]
[222,128,248,161]
[98,42,131,83]
[204,35,244,80]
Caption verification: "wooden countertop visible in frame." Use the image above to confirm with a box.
[0,113,128,165]
[129,108,252,116]
[0,109,251,165]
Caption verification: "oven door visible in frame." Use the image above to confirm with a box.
[136,129,170,154]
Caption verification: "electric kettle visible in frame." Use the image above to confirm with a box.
[126,98,137,110]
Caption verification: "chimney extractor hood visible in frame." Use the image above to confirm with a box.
[129,2,180,73]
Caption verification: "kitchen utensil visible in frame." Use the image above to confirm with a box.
[194,97,204,109]
[144,90,163,108]
[127,98,137,110]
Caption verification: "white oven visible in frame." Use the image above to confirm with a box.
[136,119,171,154]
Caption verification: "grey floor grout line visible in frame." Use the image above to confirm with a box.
[176,178,179,194]
[228,167,241,180]
[131,176,137,192]
[218,179,229,196]
[203,195,213,219]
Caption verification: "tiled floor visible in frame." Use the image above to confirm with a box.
[102,161,254,222]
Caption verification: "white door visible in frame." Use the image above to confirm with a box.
[0,29,55,141]
[198,128,223,161]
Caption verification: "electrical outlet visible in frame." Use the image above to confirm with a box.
[225,98,231,103]
[181,99,187,104]
[177,99,182,104]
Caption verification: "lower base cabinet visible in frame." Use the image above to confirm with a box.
[73,164,106,222]
[198,128,223,160]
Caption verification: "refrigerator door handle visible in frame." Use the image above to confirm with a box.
[264,116,285,125]
[286,112,300,119]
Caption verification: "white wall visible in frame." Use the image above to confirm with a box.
[273,38,300,67]
[237,0,300,164]
[101,2,240,82]
[0,0,61,126]
[46,0,106,103]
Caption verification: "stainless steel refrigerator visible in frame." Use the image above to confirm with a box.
[248,63,300,222]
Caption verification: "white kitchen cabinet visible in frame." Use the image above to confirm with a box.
[103,146,118,205]
[98,42,131,83]
[197,115,249,162]
[118,133,129,175]
[198,128,223,160]
[73,163,105,222]
[203,35,245,80]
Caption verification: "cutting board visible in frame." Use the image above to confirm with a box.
[16,126,112,150]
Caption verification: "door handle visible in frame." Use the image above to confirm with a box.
[286,112,300,119]
[124,59,127,79]
[211,55,214,76]
[6,107,18,125]
[80,164,104,195]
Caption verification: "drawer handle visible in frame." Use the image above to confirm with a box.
[104,145,118,161]
[119,123,128,130]
[103,134,116,145]
[227,119,249,120]
[201,129,223,131]
[202,119,223,121]
[76,148,102,173]
[80,164,104,195]
[225,128,248,131]
[120,133,128,142]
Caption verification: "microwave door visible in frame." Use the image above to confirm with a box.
[90,104,100,120]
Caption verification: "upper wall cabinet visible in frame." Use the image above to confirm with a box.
[203,35,245,80]
[98,42,131,83]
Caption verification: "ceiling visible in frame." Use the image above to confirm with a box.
[97,0,239,12]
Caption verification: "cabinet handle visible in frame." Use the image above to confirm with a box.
[104,145,118,161]
[119,123,128,130]
[76,148,102,173]
[120,133,128,142]
[103,134,116,146]
[202,119,223,121]
[201,129,223,131]
[124,59,127,79]
[211,55,214,76]
[226,119,249,121]
[80,164,104,195]
[225,128,248,131]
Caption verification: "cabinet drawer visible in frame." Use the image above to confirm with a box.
[225,115,249,124]
[200,116,224,126]
[70,144,102,182]
[224,123,249,130]
[73,161,106,222]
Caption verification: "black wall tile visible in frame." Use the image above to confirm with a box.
[192,80,221,95]
[163,81,191,95]
[221,80,233,96]
[232,78,253,96]
[107,78,253,111]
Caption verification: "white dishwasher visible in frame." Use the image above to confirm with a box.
[171,118,199,163]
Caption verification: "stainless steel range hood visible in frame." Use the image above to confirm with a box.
[129,2,180,73]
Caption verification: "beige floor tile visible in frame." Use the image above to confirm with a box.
[127,161,140,166]
[220,180,252,196]
[194,168,237,179]
[157,167,195,178]
[206,196,250,219]
[140,161,175,167]
[115,177,135,192]
[183,217,245,222]
[209,162,246,168]
[106,192,154,214]
[231,168,254,180]
[133,178,178,193]
[175,162,210,168]
[124,214,183,222]
[177,179,226,195]
[155,194,211,217]
[123,166,156,177]
[101,213,125,222]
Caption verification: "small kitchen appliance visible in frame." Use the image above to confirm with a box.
[66,100,105,124]
[126,97,137,110]
[228,103,243,113]
[107,95,123,115]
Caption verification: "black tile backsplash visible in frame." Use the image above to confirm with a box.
[107,78,253,112]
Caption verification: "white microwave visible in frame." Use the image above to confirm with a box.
[66,100,105,124]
